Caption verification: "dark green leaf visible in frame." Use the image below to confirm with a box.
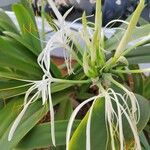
[0,99,48,150]
[13,4,42,55]
[16,120,80,150]
[0,9,19,34]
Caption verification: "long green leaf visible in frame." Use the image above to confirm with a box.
[3,31,39,57]
[0,81,32,99]
[0,9,19,34]
[0,98,23,138]
[0,37,42,77]
[13,4,42,55]
[16,120,80,150]
[0,100,48,150]
[105,24,150,52]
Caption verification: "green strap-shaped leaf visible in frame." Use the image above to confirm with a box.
[0,38,42,78]
[143,76,150,100]
[16,120,80,150]
[0,9,19,34]
[0,81,32,99]
[55,98,73,120]
[105,24,150,52]
[114,0,145,58]
[0,99,48,150]
[20,0,37,26]
[3,31,40,57]
[0,98,23,138]
[0,34,38,65]
[139,132,150,150]
[13,4,42,55]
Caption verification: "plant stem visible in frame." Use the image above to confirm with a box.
[41,1,46,49]
[92,0,105,66]
[112,68,150,74]
[106,75,127,92]
[53,78,91,84]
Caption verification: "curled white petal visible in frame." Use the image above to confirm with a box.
[66,95,99,150]
[48,83,56,146]
[108,89,124,150]
[8,92,39,141]
[106,88,141,150]
[111,97,141,150]
[47,0,63,23]
[105,92,116,150]
[86,99,97,150]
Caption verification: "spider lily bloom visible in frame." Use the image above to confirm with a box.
[66,0,145,149]
[38,0,77,75]
[38,25,74,75]
[8,75,56,145]
[66,80,141,150]
[105,88,141,150]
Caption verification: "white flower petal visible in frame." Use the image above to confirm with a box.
[66,96,99,150]
[8,92,39,141]
[86,99,97,150]
[108,89,124,150]
[105,93,116,150]
[111,98,141,150]
[48,84,56,146]
[47,0,63,23]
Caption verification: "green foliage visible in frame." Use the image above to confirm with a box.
[0,98,48,150]
[17,120,80,149]
[0,0,149,149]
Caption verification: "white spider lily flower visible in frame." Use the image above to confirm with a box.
[111,78,140,123]
[38,25,74,75]
[66,83,141,150]
[107,90,141,150]
[38,1,76,75]
[8,75,56,146]
[105,89,141,150]
[106,76,141,149]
